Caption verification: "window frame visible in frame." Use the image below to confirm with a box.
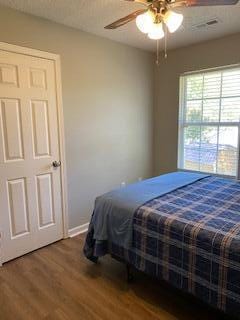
[178,64,240,180]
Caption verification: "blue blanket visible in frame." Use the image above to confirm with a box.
[84,176,240,318]
[92,171,208,249]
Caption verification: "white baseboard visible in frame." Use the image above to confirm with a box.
[68,223,89,238]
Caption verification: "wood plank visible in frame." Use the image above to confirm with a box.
[0,234,230,320]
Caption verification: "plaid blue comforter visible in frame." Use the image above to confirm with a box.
[84,176,240,318]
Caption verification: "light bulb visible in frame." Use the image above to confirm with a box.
[148,23,165,40]
[164,10,183,33]
[136,11,154,34]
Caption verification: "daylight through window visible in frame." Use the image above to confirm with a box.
[178,66,240,177]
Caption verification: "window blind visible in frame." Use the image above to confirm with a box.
[178,67,240,178]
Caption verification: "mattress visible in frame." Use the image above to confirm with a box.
[84,175,240,318]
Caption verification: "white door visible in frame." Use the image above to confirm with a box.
[0,48,64,263]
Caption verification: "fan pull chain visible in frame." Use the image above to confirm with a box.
[164,25,168,59]
[156,39,160,66]
[156,26,168,66]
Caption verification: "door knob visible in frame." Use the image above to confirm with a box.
[52,161,61,168]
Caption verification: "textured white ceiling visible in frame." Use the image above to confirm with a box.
[1,0,240,51]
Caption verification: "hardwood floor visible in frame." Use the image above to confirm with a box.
[0,234,232,320]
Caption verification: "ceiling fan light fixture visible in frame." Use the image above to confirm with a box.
[164,10,183,33]
[136,11,154,34]
[148,22,165,40]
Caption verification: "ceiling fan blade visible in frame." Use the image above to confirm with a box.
[184,0,239,6]
[124,0,150,4]
[104,9,147,29]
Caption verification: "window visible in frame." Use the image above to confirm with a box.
[178,66,240,178]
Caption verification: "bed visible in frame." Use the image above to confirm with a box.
[84,172,240,319]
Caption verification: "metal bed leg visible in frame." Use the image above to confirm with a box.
[126,264,134,283]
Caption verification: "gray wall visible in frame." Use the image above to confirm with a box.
[154,33,240,176]
[0,5,155,228]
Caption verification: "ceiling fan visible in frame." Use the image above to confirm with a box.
[105,0,239,41]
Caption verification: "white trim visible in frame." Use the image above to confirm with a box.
[0,42,59,61]
[181,63,240,77]
[0,42,68,266]
[180,121,240,127]
[68,223,89,238]
[178,76,185,169]
[0,232,2,267]
[54,55,69,239]
[178,168,236,180]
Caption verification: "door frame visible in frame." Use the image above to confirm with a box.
[0,42,69,265]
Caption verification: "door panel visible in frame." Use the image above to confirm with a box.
[36,173,55,228]
[31,100,51,158]
[0,63,18,87]
[0,49,63,263]
[0,99,24,161]
[29,68,47,89]
[7,178,29,238]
